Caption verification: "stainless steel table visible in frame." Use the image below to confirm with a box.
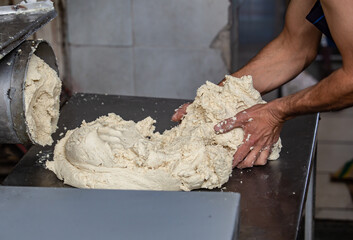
[3,93,319,240]
[0,186,240,240]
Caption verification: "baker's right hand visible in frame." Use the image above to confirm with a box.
[171,102,190,122]
[214,102,284,169]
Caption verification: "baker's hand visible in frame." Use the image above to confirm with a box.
[214,102,284,169]
[171,102,191,122]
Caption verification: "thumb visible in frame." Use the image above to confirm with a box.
[214,116,242,134]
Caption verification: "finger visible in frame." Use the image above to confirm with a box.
[254,146,270,166]
[214,116,240,134]
[232,138,253,167]
[171,103,190,122]
[218,78,226,86]
[236,145,262,169]
[214,110,252,134]
[171,110,185,122]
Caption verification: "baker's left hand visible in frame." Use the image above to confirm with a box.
[171,102,191,122]
[214,102,284,169]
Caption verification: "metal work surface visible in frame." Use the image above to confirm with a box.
[0,0,56,59]
[3,93,319,240]
[0,186,240,240]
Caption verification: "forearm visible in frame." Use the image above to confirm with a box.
[222,30,319,94]
[272,68,353,120]
[219,0,321,94]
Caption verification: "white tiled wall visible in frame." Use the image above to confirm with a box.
[132,0,228,48]
[133,47,227,99]
[67,0,133,46]
[67,0,230,99]
[69,46,134,94]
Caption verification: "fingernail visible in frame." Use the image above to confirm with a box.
[214,122,223,133]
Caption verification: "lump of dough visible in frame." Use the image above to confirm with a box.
[24,54,62,146]
[47,75,282,191]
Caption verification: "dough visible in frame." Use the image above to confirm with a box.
[47,75,281,191]
[24,54,62,146]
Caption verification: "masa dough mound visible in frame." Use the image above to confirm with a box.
[47,75,281,191]
[24,54,62,146]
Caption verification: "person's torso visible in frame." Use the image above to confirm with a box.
[306,0,333,40]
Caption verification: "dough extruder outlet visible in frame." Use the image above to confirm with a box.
[0,40,59,144]
[0,1,57,144]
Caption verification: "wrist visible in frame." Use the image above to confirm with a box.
[267,98,293,122]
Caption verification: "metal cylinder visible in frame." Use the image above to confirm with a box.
[0,40,59,144]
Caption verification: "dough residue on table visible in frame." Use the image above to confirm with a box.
[24,54,62,146]
[47,75,281,191]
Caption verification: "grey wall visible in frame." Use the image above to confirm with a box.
[67,0,230,99]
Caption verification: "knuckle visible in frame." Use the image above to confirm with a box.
[247,138,256,146]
